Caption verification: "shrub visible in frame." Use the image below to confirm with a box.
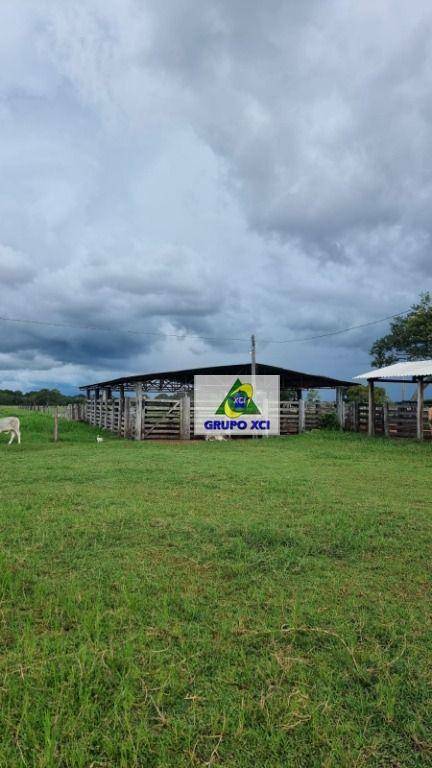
[320,412,340,431]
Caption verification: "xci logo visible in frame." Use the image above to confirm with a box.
[215,378,260,418]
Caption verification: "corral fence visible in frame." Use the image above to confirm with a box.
[80,397,340,440]
[85,397,183,440]
[80,397,431,440]
[81,397,432,440]
[12,404,85,419]
[12,399,432,440]
[344,402,432,440]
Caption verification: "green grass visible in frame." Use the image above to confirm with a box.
[0,409,431,767]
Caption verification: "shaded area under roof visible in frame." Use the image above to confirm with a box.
[80,362,355,393]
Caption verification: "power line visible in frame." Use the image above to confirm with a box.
[0,306,412,346]
[262,309,411,345]
[0,315,246,343]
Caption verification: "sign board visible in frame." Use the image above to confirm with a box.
[194,375,279,436]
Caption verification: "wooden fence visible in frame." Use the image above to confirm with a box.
[85,397,185,440]
[13,399,431,440]
[12,404,85,419]
[344,402,432,440]
[79,397,339,440]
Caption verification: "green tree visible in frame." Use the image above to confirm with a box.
[370,292,432,366]
[0,389,24,405]
[344,385,388,404]
[280,388,298,401]
[0,388,84,405]
[306,389,320,404]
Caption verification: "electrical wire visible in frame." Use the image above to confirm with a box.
[261,309,411,344]
[0,315,245,343]
[0,307,412,346]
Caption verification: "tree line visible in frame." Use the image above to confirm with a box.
[0,388,84,406]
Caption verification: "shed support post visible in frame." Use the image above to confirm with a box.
[85,389,90,423]
[298,398,305,433]
[336,387,344,429]
[417,378,425,441]
[353,402,360,432]
[368,380,375,437]
[135,384,143,440]
[103,388,109,430]
[101,389,108,429]
[123,396,130,438]
[118,385,124,435]
[95,387,101,428]
[180,394,191,440]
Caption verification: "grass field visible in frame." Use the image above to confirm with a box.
[0,409,431,767]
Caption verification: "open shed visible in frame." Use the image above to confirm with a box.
[354,360,432,439]
[80,362,354,440]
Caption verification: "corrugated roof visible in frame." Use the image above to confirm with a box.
[81,362,355,390]
[354,359,432,380]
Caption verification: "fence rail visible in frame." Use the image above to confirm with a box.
[80,398,339,440]
[344,402,432,440]
[9,399,431,440]
[11,404,85,419]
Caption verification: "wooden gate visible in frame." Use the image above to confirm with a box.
[141,399,182,440]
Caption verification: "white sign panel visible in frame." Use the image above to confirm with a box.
[194,375,279,436]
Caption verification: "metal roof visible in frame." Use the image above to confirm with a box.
[81,362,355,392]
[354,359,432,380]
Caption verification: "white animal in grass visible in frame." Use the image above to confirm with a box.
[96,435,104,443]
[205,434,229,441]
[0,417,21,445]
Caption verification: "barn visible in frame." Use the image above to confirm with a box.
[80,363,353,440]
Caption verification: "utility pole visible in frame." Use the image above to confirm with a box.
[251,334,256,378]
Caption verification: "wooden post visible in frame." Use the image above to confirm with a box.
[298,398,305,433]
[53,407,59,442]
[336,387,344,429]
[417,378,425,441]
[368,379,375,436]
[123,396,130,438]
[107,388,112,431]
[95,387,102,428]
[118,385,124,435]
[180,393,191,440]
[383,401,389,438]
[353,402,360,432]
[102,387,109,429]
[135,384,143,440]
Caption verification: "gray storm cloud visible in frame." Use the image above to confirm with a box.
[0,0,431,390]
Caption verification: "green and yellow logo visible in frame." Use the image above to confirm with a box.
[215,378,261,418]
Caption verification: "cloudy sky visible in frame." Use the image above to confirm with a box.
[1,0,431,392]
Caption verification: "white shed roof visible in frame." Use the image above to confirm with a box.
[354,359,432,380]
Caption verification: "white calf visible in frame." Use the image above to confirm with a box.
[0,417,21,445]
